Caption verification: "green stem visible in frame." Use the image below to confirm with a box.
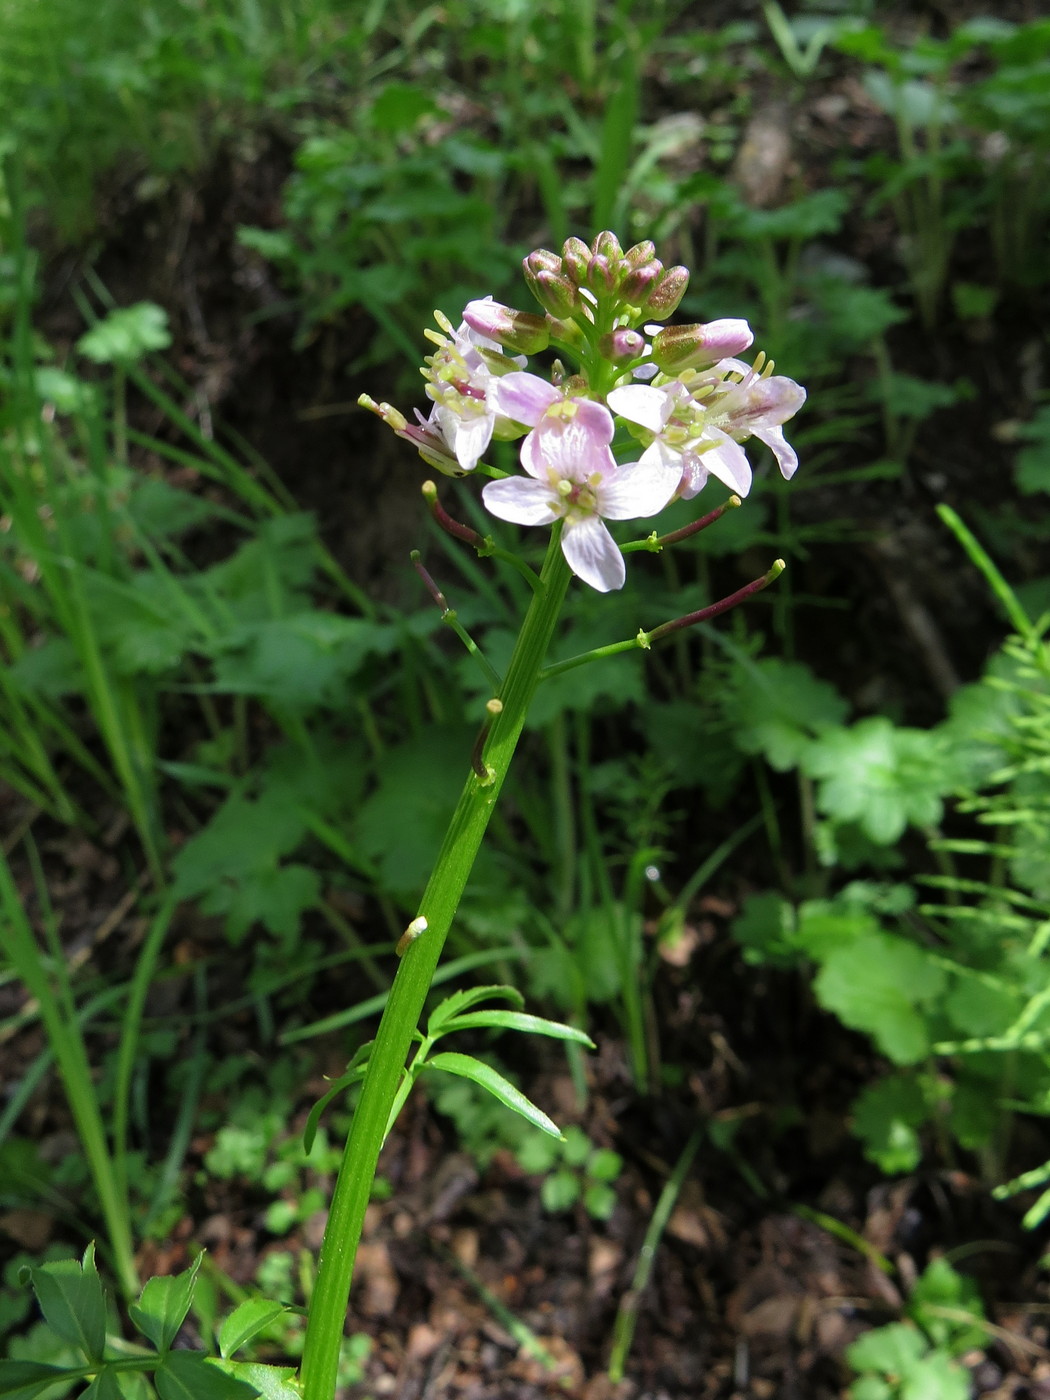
[299,530,572,1400]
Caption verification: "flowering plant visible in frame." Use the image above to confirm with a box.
[295,231,807,1400]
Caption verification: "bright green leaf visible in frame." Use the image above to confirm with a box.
[213,1361,301,1400]
[815,933,945,1064]
[28,1244,106,1363]
[589,1148,623,1183]
[155,1352,259,1400]
[129,1257,201,1353]
[218,1300,291,1360]
[848,1321,926,1376]
[583,1182,618,1221]
[540,1169,580,1213]
[426,985,524,1039]
[77,304,171,364]
[441,1010,595,1047]
[908,1259,986,1356]
[426,1052,563,1138]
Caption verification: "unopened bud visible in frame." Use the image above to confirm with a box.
[560,236,591,284]
[524,247,562,276]
[463,298,550,355]
[598,328,646,366]
[644,264,690,318]
[530,269,579,318]
[650,318,754,373]
[585,254,616,294]
[591,230,624,263]
[620,261,661,307]
[622,239,657,271]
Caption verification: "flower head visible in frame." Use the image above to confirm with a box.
[482,372,678,591]
[608,357,806,500]
[421,301,525,474]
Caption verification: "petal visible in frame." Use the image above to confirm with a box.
[481,477,558,526]
[561,516,626,592]
[599,460,679,520]
[606,383,673,433]
[435,404,494,471]
[522,407,616,481]
[753,424,799,479]
[491,371,560,426]
[735,375,807,429]
[689,428,752,496]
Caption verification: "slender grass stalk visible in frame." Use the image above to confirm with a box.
[0,848,140,1299]
[607,1127,702,1382]
[300,529,572,1400]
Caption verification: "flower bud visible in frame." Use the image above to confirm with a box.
[622,239,657,271]
[463,298,550,356]
[585,254,616,294]
[529,269,579,319]
[524,247,562,277]
[523,249,563,310]
[644,264,690,318]
[590,230,624,263]
[598,328,646,366]
[620,261,661,307]
[561,236,591,284]
[650,319,755,373]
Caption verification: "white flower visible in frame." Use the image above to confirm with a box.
[482,372,678,591]
[608,360,806,499]
[422,300,526,474]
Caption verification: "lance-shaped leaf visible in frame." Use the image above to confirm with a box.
[438,1010,595,1047]
[425,984,524,1038]
[426,1052,563,1138]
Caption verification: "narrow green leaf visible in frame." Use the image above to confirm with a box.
[29,1243,107,1362]
[129,1257,202,1353]
[441,1010,595,1046]
[0,1362,75,1398]
[425,985,524,1039]
[155,1351,260,1400]
[302,1049,371,1154]
[426,1052,563,1138]
[218,1299,292,1360]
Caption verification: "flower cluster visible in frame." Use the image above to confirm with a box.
[361,232,806,593]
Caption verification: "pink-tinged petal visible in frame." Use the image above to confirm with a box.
[490,372,560,426]
[606,383,673,433]
[753,424,799,479]
[694,428,752,496]
[482,477,559,526]
[701,318,754,358]
[599,460,679,520]
[678,460,710,500]
[521,406,617,481]
[735,375,807,429]
[561,515,626,592]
